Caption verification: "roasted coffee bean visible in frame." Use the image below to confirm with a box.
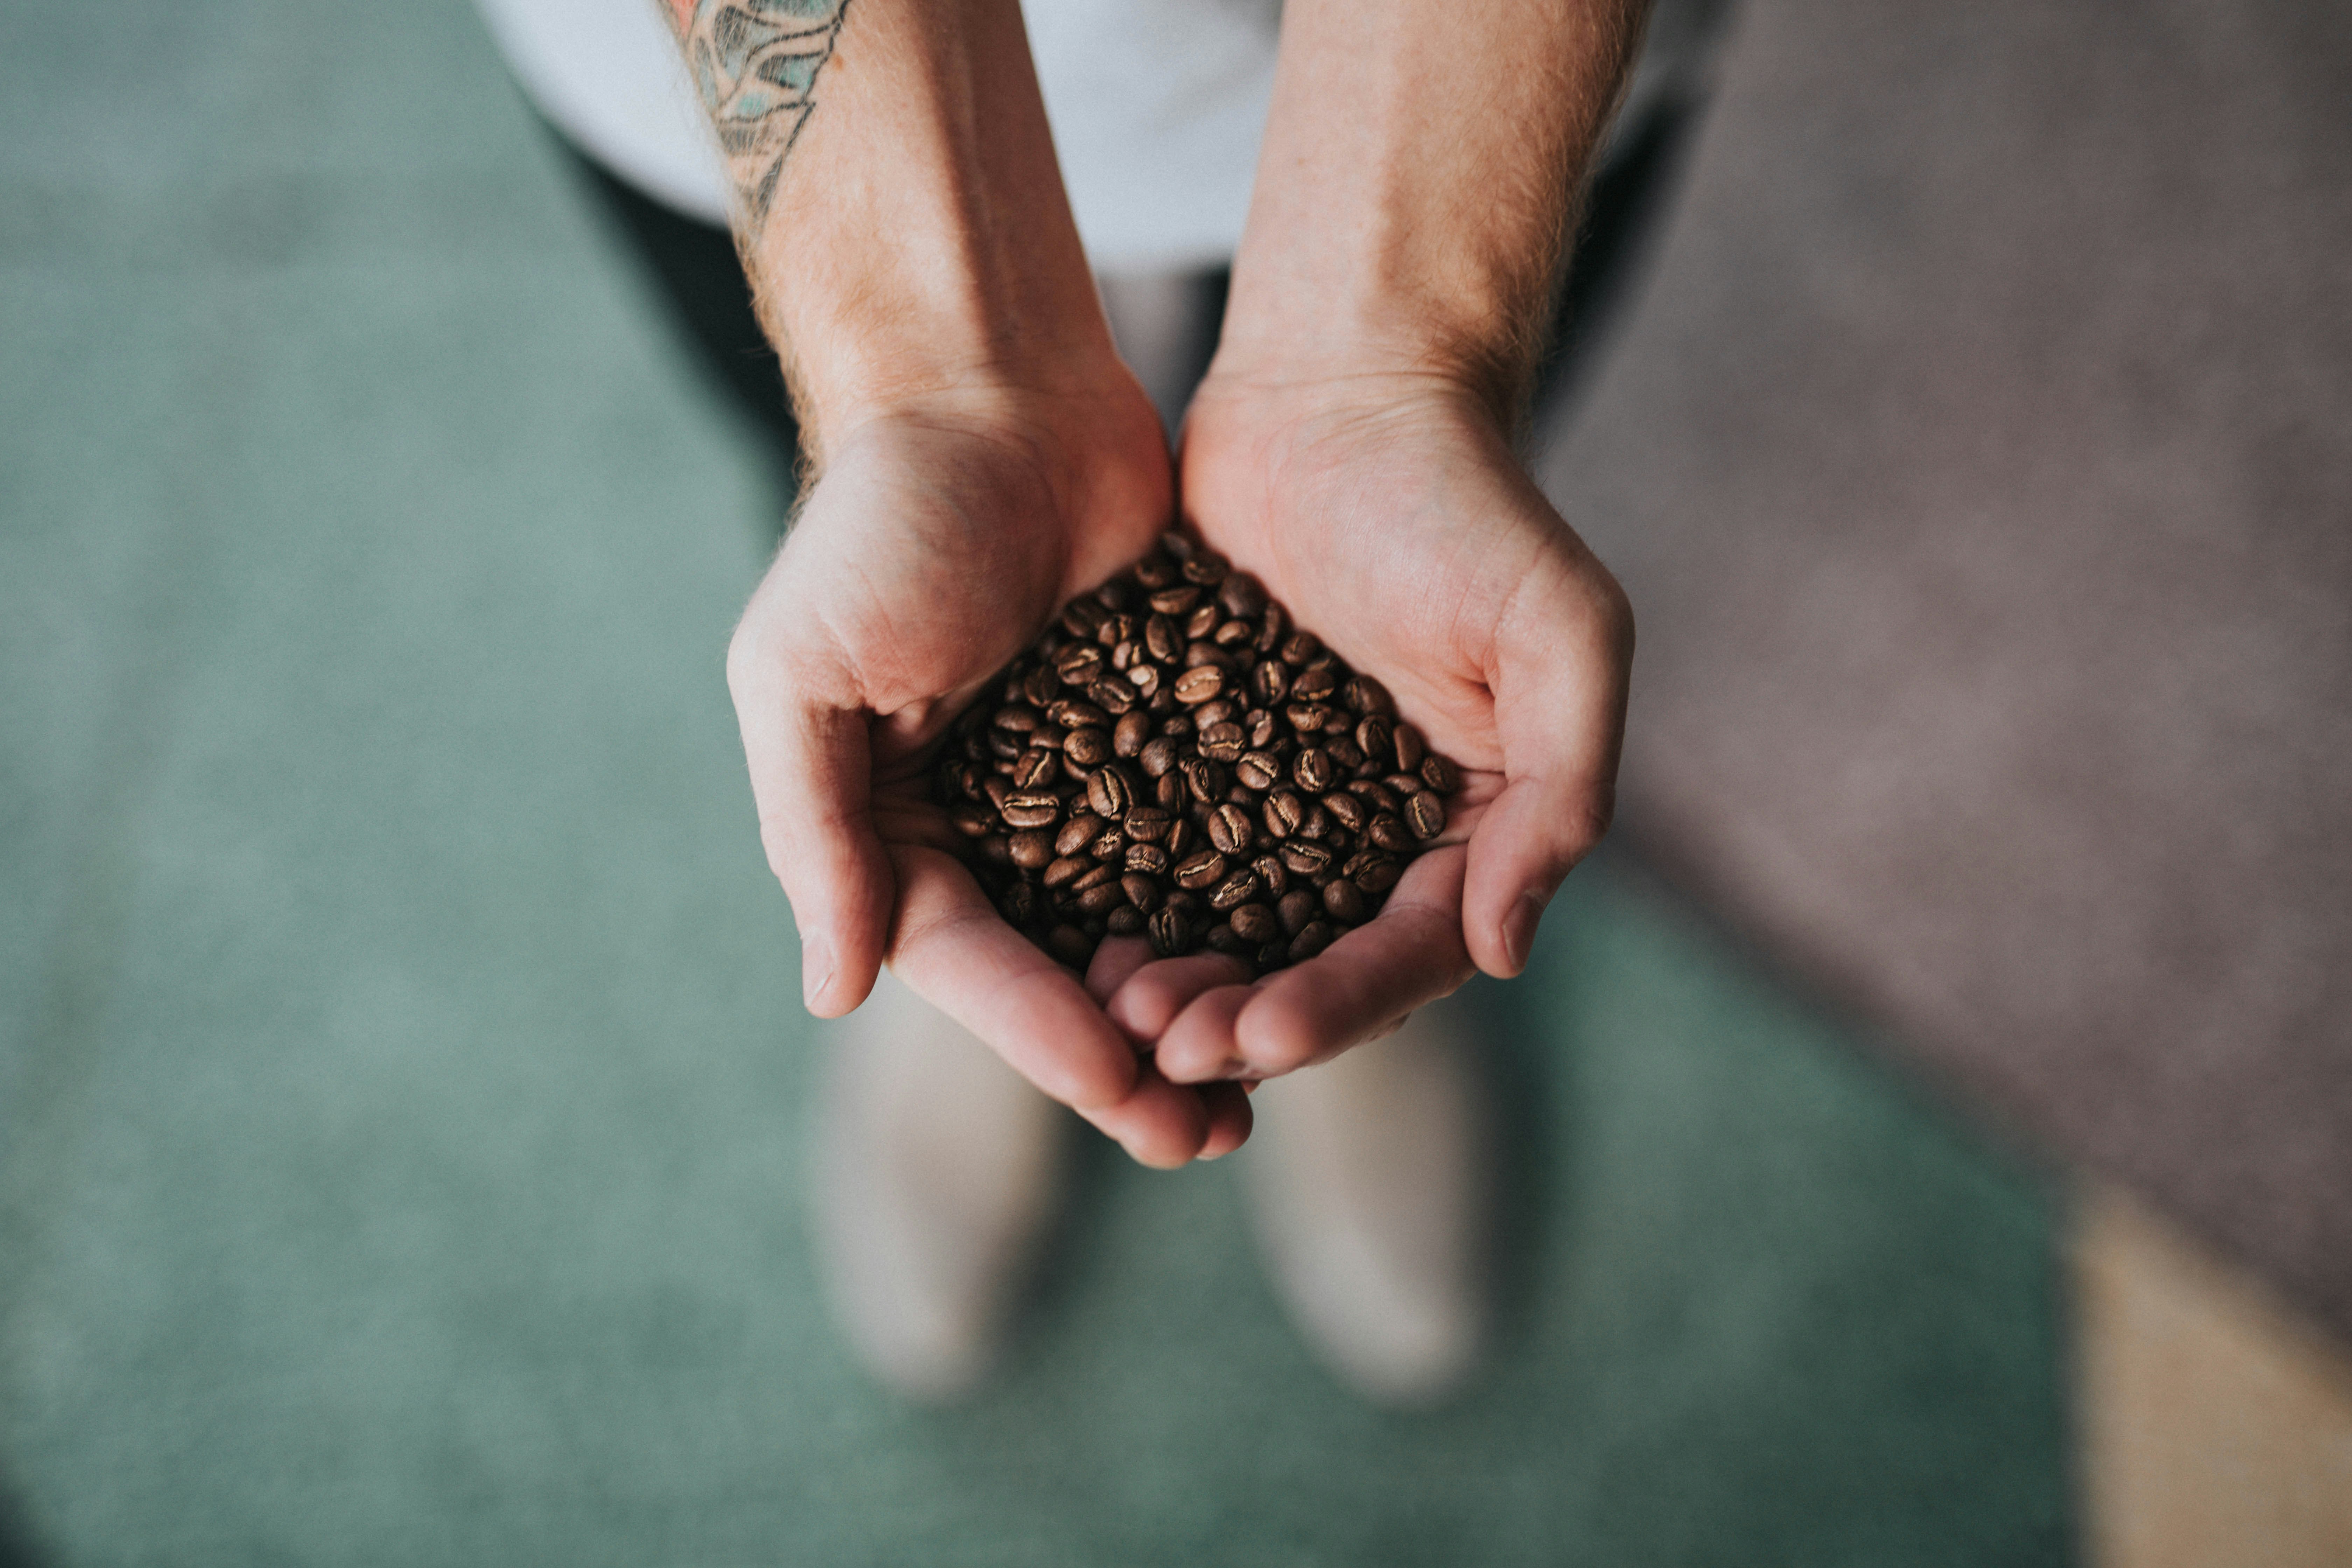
[1406,791,1447,841]
[1280,840,1334,878]
[978,833,1011,866]
[1048,699,1108,730]
[1293,747,1336,792]
[1290,664,1340,703]
[1252,659,1292,705]
[1148,906,1196,957]
[1128,663,1162,699]
[1185,603,1223,639]
[1322,879,1366,923]
[1002,880,1040,927]
[1198,722,1246,763]
[1393,722,1426,772]
[1343,852,1402,894]
[1182,757,1226,804]
[1043,855,1091,890]
[1235,750,1282,791]
[1181,548,1230,585]
[1145,614,1183,664]
[1420,754,1460,794]
[1002,791,1062,829]
[1125,841,1171,876]
[1368,813,1414,853]
[1355,715,1393,762]
[1214,618,1254,647]
[1065,727,1111,766]
[1086,679,1136,715]
[1349,779,1401,815]
[1343,674,1394,717]
[1134,553,1179,590]
[1204,923,1248,956]
[1123,805,1173,842]
[1047,925,1095,967]
[1012,748,1060,789]
[1250,854,1289,898]
[1382,772,1426,799]
[1328,737,1365,772]
[1055,814,1100,858]
[1089,827,1126,861]
[1263,788,1307,840]
[1218,573,1268,618]
[1113,710,1153,758]
[1139,735,1182,778]
[1148,584,1202,615]
[993,704,1044,734]
[1285,702,1336,732]
[1010,830,1055,870]
[1230,903,1280,944]
[1155,772,1186,812]
[1208,803,1255,856]
[1053,644,1105,685]
[1164,818,1194,857]
[950,802,993,838]
[1279,631,1321,666]
[1105,905,1146,936]
[1288,921,1335,962]
[1086,767,1133,818]
[1077,880,1126,916]
[1209,869,1262,911]
[1174,850,1227,890]
[1173,665,1226,705]
[1248,710,1281,749]
[1062,599,1109,639]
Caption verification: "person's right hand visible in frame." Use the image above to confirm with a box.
[725,375,1254,1167]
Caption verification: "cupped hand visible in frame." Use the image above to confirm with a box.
[1108,371,1632,1085]
[725,380,1252,1165]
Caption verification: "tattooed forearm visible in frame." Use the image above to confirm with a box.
[670,0,852,222]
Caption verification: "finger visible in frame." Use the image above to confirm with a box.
[1154,985,1259,1085]
[1083,935,1158,1007]
[1226,846,1475,1078]
[1104,952,1255,1042]
[1463,565,1631,977]
[728,673,895,1017]
[886,845,1211,1167]
[1196,1081,1254,1159]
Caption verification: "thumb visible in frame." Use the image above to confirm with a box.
[728,643,896,1016]
[1461,566,1631,977]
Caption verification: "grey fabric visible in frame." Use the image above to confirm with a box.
[1541,0,2352,1342]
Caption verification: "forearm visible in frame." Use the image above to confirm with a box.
[666,0,1118,454]
[1216,0,1646,415]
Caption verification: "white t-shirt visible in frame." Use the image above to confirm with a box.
[473,0,1282,273]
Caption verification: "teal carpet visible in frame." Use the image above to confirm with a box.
[0,1,2067,1561]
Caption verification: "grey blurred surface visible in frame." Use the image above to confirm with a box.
[1543,0,2352,1341]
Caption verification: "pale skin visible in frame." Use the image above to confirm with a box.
[673,0,1642,1168]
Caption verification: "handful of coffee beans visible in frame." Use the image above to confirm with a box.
[933,533,1462,976]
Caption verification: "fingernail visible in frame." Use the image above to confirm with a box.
[802,937,835,1010]
[1503,892,1546,973]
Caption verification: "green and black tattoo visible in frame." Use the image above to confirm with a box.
[671,0,853,220]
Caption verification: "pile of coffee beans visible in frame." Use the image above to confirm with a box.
[933,533,1463,975]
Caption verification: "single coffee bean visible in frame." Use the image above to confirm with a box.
[1328,736,1366,772]
[1022,667,1056,706]
[1053,643,1104,685]
[1185,603,1222,639]
[1198,722,1246,763]
[1123,805,1173,842]
[1061,598,1109,638]
[1236,750,1283,791]
[1343,674,1395,716]
[1368,813,1414,852]
[950,802,993,838]
[1148,906,1197,957]
[1128,663,1162,699]
[1173,665,1225,705]
[1406,791,1447,841]
[1355,715,1393,762]
[1280,840,1333,878]
[1279,631,1321,667]
[1047,925,1095,967]
[1009,830,1054,870]
[1065,727,1111,766]
[1218,573,1268,618]
[1209,869,1262,911]
[1164,818,1194,857]
[1148,584,1202,615]
[1086,679,1136,715]
[1001,791,1062,829]
[1077,880,1126,916]
[993,704,1044,734]
[1344,852,1402,894]
[1349,779,1401,814]
[1174,850,1227,890]
[1086,767,1133,818]
[1252,659,1292,705]
[1288,921,1335,962]
[1248,710,1281,749]
[1285,702,1337,733]
[1393,722,1426,772]
[1254,600,1287,653]
[1125,841,1171,875]
[1105,905,1146,936]
[1204,923,1247,956]
[1181,548,1230,585]
[1113,709,1152,758]
[1182,757,1227,805]
[1133,553,1179,590]
[1139,735,1182,778]
[1154,772,1186,812]
[1293,747,1336,792]
[1263,788,1306,840]
[1251,853,1290,898]
[1121,872,1163,912]
[1043,855,1090,890]
[1214,618,1254,647]
[1382,772,1425,799]
[1048,698,1108,730]
[1088,827,1126,861]
[1290,664,1339,703]
[1420,754,1460,794]
[1208,803,1255,856]
[1323,879,1366,923]
[1054,814,1100,857]
[1144,614,1184,664]
[1012,748,1060,789]
[1230,903,1280,944]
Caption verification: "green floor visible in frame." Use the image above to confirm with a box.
[0,2,2066,1562]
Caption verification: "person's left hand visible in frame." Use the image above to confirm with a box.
[1103,370,1633,1085]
